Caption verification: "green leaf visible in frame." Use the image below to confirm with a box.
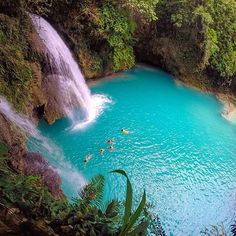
[111,170,133,231]
[105,199,118,218]
[122,190,146,235]
[126,220,149,236]
[90,227,96,236]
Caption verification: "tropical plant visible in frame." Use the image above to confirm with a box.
[1,138,166,236]
[74,174,106,211]
[99,3,136,71]
[111,169,149,236]
[50,174,120,235]
[65,169,154,236]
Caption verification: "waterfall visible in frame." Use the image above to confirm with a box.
[30,14,110,129]
[0,97,87,194]
[0,97,52,152]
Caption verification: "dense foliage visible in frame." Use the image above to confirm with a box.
[168,0,236,78]
[0,143,164,236]
[0,11,33,110]
[1,0,235,93]
[204,0,236,79]
[98,4,135,71]
[23,0,158,76]
[141,0,236,90]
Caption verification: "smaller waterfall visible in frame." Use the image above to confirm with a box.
[30,14,111,129]
[0,97,87,194]
[0,97,52,152]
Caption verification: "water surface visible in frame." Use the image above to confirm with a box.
[37,67,236,235]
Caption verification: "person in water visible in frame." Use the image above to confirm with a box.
[121,129,129,134]
[106,139,115,144]
[109,146,114,152]
[100,148,105,154]
[84,154,92,165]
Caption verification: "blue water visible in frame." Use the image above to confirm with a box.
[36,66,236,235]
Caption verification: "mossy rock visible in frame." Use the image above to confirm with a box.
[76,45,103,79]
[0,143,7,157]
[0,13,36,111]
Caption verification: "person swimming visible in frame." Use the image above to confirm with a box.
[121,129,129,134]
[84,154,92,165]
[100,148,105,154]
[106,139,115,144]
[109,146,114,151]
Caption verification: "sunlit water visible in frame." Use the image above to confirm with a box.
[36,66,236,235]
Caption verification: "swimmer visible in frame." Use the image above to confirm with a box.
[109,146,114,152]
[100,148,105,154]
[84,154,92,165]
[121,129,129,134]
[106,139,115,144]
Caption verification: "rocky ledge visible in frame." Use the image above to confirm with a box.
[0,114,64,200]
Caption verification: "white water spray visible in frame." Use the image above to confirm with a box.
[30,14,110,129]
[0,97,87,193]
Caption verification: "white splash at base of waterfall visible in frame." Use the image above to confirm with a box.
[72,94,112,130]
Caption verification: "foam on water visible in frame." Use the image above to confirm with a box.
[73,94,112,130]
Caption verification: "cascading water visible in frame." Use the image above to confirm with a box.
[0,97,87,194]
[30,14,111,129]
[0,97,52,152]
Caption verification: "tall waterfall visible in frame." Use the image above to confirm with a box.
[30,14,110,129]
[0,97,86,194]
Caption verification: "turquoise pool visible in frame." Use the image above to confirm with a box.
[36,66,236,235]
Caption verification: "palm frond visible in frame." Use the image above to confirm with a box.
[105,199,120,219]
[74,174,105,211]
[111,169,133,231]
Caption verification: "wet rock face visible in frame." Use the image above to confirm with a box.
[8,150,65,200]
[22,152,65,200]
[29,27,76,124]
[135,21,201,83]
[41,75,67,124]
[0,115,64,200]
[0,115,25,148]
[27,27,62,124]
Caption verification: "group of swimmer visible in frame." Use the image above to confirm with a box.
[84,129,130,165]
